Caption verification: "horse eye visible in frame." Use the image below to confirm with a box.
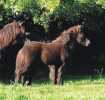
[81,37,85,42]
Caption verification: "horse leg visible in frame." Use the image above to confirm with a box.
[57,63,65,85]
[15,67,27,84]
[48,65,57,84]
[56,66,63,85]
[21,74,29,85]
[15,71,21,84]
[15,72,31,85]
[21,74,25,85]
[24,74,32,85]
[0,49,2,60]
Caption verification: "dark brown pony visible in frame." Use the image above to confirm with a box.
[15,25,90,85]
[0,20,26,49]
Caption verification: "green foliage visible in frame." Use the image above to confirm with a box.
[97,0,105,8]
[1,0,105,32]
[0,0,60,31]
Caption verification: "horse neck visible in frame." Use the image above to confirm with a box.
[52,31,70,45]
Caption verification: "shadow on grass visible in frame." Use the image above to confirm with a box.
[64,75,105,84]
[31,75,105,85]
[0,75,105,85]
[32,77,51,85]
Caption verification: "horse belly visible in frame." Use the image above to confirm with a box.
[41,50,62,65]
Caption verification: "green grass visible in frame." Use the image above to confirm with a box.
[0,76,105,100]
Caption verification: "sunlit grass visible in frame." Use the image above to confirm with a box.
[0,76,105,100]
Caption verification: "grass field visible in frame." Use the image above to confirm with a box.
[0,76,105,100]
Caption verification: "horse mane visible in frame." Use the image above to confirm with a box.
[24,25,81,46]
[52,25,81,43]
[0,21,22,48]
[66,25,81,33]
[24,39,43,46]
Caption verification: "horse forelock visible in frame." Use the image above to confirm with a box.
[13,21,22,34]
[10,20,25,35]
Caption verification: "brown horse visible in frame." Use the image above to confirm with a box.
[15,25,90,85]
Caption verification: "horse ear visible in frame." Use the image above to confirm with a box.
[78,25,81,28]
[18,21,24,26]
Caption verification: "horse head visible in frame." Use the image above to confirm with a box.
[76,25,90,47]
[76,31,90,47]
[69,25,90,47]
[17,21,30,36]
[17,21,25,35]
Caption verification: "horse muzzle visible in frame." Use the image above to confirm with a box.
[25,32,30,36]
[85,39,90,47]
